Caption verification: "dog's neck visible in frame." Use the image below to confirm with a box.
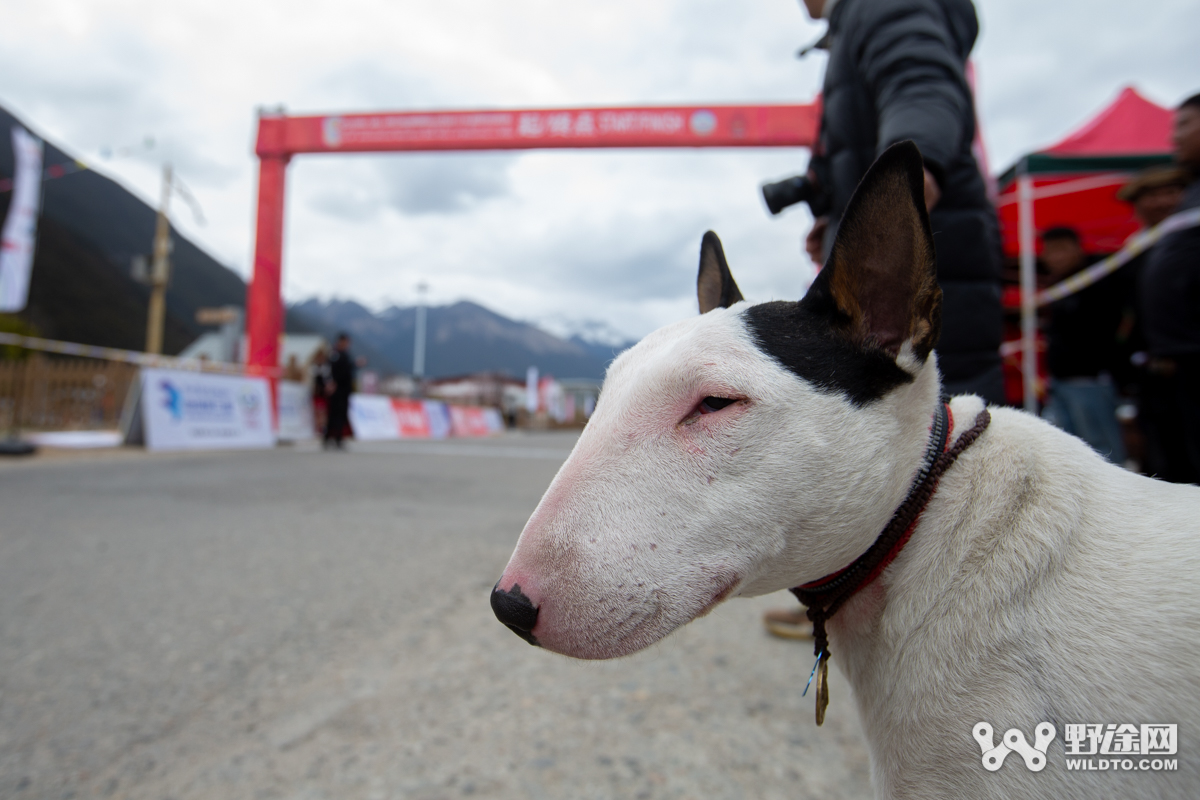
[825,394,990,692]
[792,396,989,720]
[793,401,951,599]
[824,394,988,631]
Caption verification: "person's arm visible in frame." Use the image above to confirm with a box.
[856,2,972,196]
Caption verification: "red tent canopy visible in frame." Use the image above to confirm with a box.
[996,87,1174,257]
[1044,86,1174,156]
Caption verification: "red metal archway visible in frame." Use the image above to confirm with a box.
[246,102,819,377]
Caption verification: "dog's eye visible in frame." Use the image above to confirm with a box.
[698,397,736,414]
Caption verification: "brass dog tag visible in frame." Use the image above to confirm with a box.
[814,656,829,726]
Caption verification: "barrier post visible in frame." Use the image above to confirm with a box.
[1017,161,1038,413]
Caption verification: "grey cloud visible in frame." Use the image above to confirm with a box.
[508,214,701,303]
[304,153,516,218]
[380,154,516,215]
[0,27,240,192]
[306,58,493,112]
[308,61,447,111]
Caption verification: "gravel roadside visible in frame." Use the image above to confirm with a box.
[0,432,871,799]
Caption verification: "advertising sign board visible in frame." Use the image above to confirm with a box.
[277,380,316,441]
[393,399,432,438]
[140,368,275,451]
[347,394,400,440]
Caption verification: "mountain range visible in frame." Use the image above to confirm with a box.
[0,102,634,379]
[291,298,634,380]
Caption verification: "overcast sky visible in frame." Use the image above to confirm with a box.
[1,0,1197,341]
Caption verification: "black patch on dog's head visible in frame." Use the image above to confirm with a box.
[745,141,940,406]
[745,298,914,406]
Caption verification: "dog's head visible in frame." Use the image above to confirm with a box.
[493,142,944,658]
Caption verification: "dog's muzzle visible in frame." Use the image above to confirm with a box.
[491,582,540,646]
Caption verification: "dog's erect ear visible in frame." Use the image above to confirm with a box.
[816,141,941,359]
[697,231,744,314]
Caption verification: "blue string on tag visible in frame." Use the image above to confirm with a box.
[802,653,823,696]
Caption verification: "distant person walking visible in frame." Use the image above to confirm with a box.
[310,346,331,439]
[797,0,1005,403]
[1138,93,1200,483]
[324,333,356,450]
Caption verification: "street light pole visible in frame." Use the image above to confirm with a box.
[145,163,173,354]
[412,282,428,385]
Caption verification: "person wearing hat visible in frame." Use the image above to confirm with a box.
[1118,165,1188,229]
[1137,93,1200,483]
[1111,166,1187,420]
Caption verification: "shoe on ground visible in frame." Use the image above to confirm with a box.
[763,608,814,640]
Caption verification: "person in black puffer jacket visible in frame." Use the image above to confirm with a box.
[801,0,1004,403]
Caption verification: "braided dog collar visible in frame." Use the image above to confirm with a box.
[791,402,992,725]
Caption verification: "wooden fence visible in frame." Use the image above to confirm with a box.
[0,355,138,432]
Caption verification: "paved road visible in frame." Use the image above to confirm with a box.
[0,433,871,800]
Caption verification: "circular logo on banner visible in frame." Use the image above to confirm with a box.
[322,116,343,148]
[690,110,717,136]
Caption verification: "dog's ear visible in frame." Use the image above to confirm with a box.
[697,231,744,314]
[812,141,941,359]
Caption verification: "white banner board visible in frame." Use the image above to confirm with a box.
[347,394,400,440]
[140,368,275,451]
[0,127,44,312]
[276,380,315,441]
[423,400,452,439]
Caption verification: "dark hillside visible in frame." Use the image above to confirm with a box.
[19,217,194,352]
[0,103,308,353]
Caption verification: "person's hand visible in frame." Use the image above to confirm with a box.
[923,168,941,212]
[806,216,830,268]
[326,381,336,396]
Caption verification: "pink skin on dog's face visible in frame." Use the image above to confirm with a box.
[494,317,764,659]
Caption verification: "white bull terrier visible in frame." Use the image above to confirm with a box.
[491,141,1200,799]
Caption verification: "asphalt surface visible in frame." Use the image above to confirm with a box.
[0,432,872,800]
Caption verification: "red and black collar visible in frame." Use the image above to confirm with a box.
[791,401,991,724]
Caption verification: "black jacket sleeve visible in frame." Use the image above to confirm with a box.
[853,0,974,181]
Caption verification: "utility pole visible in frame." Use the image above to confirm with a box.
[145,163,173,354]
[412,282,428,390]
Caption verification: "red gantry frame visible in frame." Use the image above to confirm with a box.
[247,103,819,378]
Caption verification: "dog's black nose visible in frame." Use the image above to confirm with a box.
[491,582,540,646]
